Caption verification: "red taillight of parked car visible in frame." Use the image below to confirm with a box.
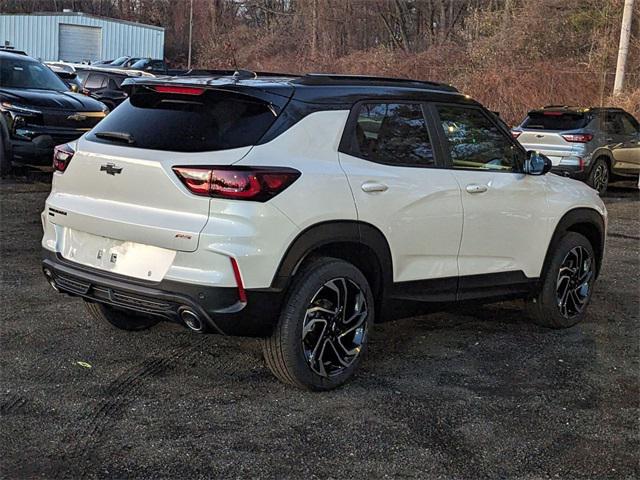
[173,166,301,202]
[511,131,522,139]
[562,133,593,143]
[53,143,75,172]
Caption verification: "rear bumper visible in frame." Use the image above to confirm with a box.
[551,164,586,181]
[41,249,284,337]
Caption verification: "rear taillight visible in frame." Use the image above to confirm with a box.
[173,166,301,202]
[511,131,522,139]
[53,143,75,172]
[562,133,593,143]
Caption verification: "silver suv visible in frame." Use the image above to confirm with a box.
[512,106,640,195]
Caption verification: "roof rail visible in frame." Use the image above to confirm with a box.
[292,73,458,92]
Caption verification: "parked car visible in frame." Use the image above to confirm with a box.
[45,62,83,93]
[0,50,107,174]
[101,56,142,68]
[512,106,640,195]
[41,72,606,390]
[127,58,184,75]
[74,68,135,111]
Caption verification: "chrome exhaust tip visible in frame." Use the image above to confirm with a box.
[180,309,203,332]
[43,268,59,292]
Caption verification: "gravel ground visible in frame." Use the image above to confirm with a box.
[1,172,638,479]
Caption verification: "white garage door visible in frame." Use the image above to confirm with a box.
[58,24,102,62]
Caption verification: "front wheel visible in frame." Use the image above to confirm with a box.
[0,134,12,177]
[262,257,374,390]
[527,232,596,328]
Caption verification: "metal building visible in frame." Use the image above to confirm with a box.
[0,12,164,63]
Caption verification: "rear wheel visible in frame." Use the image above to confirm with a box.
[84,301,160,331]
[587,158,609,196]
[262,257,374,390]
[527,232,596,328]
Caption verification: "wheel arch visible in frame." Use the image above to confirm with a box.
[543,208,606,280]
[270,220,393,305]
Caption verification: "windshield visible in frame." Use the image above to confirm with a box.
[129,59,149,69]
[109,56,129,66]
[0,57,68,91]
[522,112,590,130]
[88,88,278,152]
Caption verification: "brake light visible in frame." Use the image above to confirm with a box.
[173,166,301,202]
[53,143,74,172]
[511,131,522,139]
[543,111,564,116]
[562,133,593,143]
[153,85,205,95]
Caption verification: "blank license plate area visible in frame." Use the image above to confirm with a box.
[59,228,176,282]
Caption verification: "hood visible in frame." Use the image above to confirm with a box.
[0,87,105,112]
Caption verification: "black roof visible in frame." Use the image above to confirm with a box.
[122,70,467,106]
[0,49,32,59]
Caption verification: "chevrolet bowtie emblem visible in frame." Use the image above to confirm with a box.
[100,163,123,175]
[66,113,87,121]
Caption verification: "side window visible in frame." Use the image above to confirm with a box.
[352,103,436,167]
[602,111,627,135]
[436,105,521,171]
[108,78,119,90]
[85,74,106,89]
[620,113,639,135]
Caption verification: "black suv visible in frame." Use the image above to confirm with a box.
[0,51,107,174]
[75,68,133,111]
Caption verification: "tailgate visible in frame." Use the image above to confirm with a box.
[47,137,251,252]
[518,130,577,165]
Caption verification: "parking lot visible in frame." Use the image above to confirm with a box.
[1,172,638,479]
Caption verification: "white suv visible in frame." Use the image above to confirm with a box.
[41,73,607,390]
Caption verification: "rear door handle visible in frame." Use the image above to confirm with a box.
[361,182,388,193]
[465,184,488,194]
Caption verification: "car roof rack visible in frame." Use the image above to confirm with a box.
[292,73,459,92]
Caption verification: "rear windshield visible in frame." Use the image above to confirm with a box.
[522,112,591,130]
[87,88,277,152]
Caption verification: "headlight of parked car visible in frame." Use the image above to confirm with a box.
[0,101,42,115]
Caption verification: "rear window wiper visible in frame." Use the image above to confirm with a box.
[94,131,135,144]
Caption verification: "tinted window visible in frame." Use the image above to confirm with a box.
[523,112,590,130]
[437,105,520,171]
[76,70,89,83]
[622,113,639,134]
[605,112,639,135]
[108,78,120,90]
[88,89,277,152]
[0,57,68,91]
[85,74,106,89]
[353,103,435,166]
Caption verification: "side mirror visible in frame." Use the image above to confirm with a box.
[69,84,79,93]
[525,151,552,175]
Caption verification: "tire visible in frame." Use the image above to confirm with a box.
[84,301,160,331]
[0,133,12,177]
[527,232,596,328]
[262,257,375,391]
[587,157,609,196]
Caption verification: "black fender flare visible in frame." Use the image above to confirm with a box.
[270,220,393,292]
[542,208,606,280]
